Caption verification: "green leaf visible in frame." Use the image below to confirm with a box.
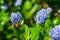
[44,35,50,40]
[12,38,18,40]
[45,19,53,27]
[31,24,40,40]
[0,26,3,32]
[6,34,12,39]
[44,19,53,34]
[24,4,38,19]
[48,13,52,19]
[23,24,31,40]
[0,11,9,25]
[22,1,32,11]
[53,17,60,25]
[0,0,4,4]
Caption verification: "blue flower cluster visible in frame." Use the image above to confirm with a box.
[35,7,52,24]
[14,0,22,7]
[49,24,60,40]
[1,4,8,10]
[10,12,22,24]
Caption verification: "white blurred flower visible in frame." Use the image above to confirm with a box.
[58,9,60,13]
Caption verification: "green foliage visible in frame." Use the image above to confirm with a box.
[31,24,40,40]
[24,4,38,19]
[0,0,59,40]
[53,17,60,25]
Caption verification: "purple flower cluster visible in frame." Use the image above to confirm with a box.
[49,24,60,40]
[10,12,22,24]
[14,0,22,7]
[35,7,52,24]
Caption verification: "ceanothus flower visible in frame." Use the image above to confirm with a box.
[49,24,60,40]
[1,4,8,10]
[35,7,52,24]
[10,12,22,24]
[14,0,22,7]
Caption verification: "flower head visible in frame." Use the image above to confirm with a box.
[35,8,52,24]
[14,0,22,7]
[1,4,8,10]
[10,12,22,24]
[49,24,60,40]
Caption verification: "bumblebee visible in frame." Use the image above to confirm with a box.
[13,22,20,28]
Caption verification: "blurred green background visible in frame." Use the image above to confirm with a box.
[0,0,60,40]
